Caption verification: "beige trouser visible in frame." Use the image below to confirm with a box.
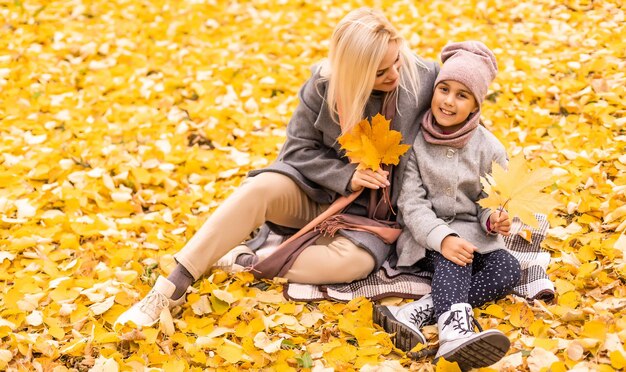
[174,172,375,284]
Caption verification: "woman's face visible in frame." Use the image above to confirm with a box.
[373,41,402,92]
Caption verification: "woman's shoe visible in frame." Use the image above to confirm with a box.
[115,276,186,328]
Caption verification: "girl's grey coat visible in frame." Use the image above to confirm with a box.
[395,125,508,267]
[249,57,439,269]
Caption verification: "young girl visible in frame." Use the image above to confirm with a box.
[116,8,439,328]
[375,41,521,370]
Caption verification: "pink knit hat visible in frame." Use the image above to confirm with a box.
[434,41,498,107]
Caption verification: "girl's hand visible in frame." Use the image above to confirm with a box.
[350,168,390,192]
[441,235,477,266]
[489,210,511,236]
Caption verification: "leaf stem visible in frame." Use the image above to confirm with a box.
[498,198,510,217]
[384,187,396,215]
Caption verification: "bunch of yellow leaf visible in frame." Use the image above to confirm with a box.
[479,154,559,227]
[338,113,410,171]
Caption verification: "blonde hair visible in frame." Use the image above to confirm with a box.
[322,8,424,133]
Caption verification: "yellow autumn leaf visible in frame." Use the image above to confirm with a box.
[216,339,244,364]
[581,321,607,342]
[558,291,582,309]
[0,350,12,369]
[508,302,535,328]
[479,154,559,227]
[324,343,358,363]
[338,113,410,171]
[481,304,507,319]
[610,350,626,369]
[163,359,187,372]
[436,357,462,371]
[533,337,559,351]
[159,307,175,337]
[529,319,550,338]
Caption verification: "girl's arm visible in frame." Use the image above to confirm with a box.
[399,150,458,253]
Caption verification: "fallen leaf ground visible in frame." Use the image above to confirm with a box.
[0,0,624,371]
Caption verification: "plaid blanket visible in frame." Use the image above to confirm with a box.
[256,215,554,303]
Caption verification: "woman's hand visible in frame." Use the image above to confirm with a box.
[441,235,477,266]
[350,168,390,192]
[489,210,511,236]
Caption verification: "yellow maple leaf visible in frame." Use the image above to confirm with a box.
[479,154,559,227]
[338,113,410,171]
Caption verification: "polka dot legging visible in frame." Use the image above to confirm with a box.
[418,249,522,319]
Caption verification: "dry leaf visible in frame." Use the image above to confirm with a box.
[527,347,559,372]
[90,296,116,316]
[90,356,120,372]
[191,295,213,316]
[159,308,175,337]
[0,350,12,370]
[25,311,43,327]
[566,341,585,361]
[518,229,533,243]
[213,289,236,305]
[509,302,535,328]
[253,332,284,353]
[435,357,462,371]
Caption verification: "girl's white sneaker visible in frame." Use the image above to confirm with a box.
[435,303,510,370]
[374,294,435,350]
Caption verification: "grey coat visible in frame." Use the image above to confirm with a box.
[395,125,508,267]
[249,57,439,269]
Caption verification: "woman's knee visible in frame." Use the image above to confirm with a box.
[287,239,375,284]
[327,238,376,281]
[241,173,298,199]
[348,249,376,281]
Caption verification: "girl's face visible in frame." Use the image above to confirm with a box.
[431,80,478,132]
[373,41,402,92]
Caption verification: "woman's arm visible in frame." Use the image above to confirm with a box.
[278,74,358,196]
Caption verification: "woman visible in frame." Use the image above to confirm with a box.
[116,7,439,328]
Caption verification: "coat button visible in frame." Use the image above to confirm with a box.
[446,149,455,158]
[446,188,452,196]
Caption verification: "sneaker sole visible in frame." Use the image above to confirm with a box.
[374,305,426,351]
[436,330,510,371]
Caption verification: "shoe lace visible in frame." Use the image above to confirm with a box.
[409,303,435,328]
[138,289,170,320]
[441,309,474,335]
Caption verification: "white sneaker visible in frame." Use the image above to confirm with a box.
[115,276,186,328]
[435,303,510,370]
[374,294,435,351]
[213,245,255,272]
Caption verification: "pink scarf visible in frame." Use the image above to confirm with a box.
[421,109,480,149]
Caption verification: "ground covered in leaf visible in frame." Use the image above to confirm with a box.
[0,0,625,371]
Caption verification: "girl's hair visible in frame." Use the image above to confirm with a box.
[321,8,424,134]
